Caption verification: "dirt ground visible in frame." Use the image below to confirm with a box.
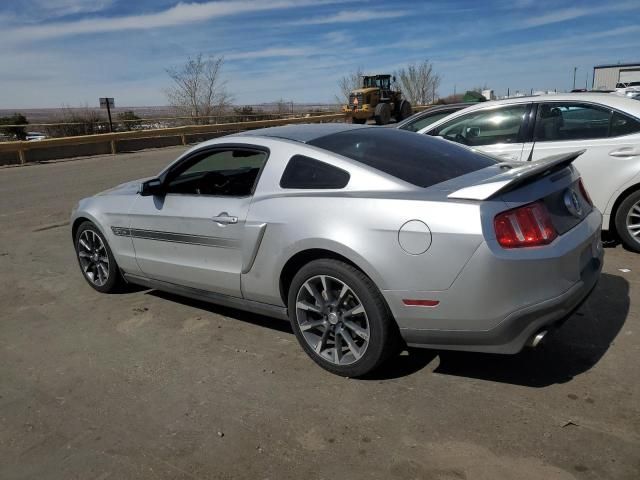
[1,148,638,479]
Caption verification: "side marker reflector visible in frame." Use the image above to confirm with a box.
[403,299,440,307]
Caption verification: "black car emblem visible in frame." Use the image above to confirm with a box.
[563,188,583,218]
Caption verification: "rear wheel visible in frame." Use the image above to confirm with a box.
[374,103,391,125]
[74,221,123,293]
[615,190,640,252]
[287,259,400,377]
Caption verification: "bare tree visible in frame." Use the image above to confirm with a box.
[165,54,232,124]
[46,105,105,138]
[395,60,441,105]
[336,67,364,104]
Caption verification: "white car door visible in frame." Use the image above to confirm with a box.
[523,101,640,217]
[423,103,534,162]
[127,147,268,297]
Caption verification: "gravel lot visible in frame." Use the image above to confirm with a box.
[1,148,639,479]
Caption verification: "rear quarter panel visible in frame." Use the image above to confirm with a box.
[241,194,485,306]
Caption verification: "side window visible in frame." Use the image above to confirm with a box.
[534,103,611,141]
[280,155,350,189]
[166,148,267,196]
[402,111,454,132]
[610,111,640,137]
[432,105,528,146]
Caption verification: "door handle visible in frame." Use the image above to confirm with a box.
[212,212,238,225]
[609,147,640,158]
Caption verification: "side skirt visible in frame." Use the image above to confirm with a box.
[123,273,289,321]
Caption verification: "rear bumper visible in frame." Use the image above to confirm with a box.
[399,255,601,353]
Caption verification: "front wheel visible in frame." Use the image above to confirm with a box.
[74,221,124,293]
[396,100,412,121]
[615,190,640,252]
[287,259,400,377]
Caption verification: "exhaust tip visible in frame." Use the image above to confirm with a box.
[527,330,548,348]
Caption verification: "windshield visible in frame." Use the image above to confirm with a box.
[309,128,496,188]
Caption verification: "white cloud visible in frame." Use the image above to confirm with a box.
[323,30,352,45]
[30,0,115,17]
[289,9,409,25]
[225,47,309,60]
[523,1,639,27]
[3,0,348,41]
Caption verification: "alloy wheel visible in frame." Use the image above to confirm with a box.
[295,275,370,365]
[626,200,640,243]
[77,230,110,287]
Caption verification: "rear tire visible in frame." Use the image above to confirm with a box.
[74,221,124,293]
[374,103,391,125]
[287,259,400,377]
[614,190,640,252]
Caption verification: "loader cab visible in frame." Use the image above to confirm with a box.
[362,75,393,100]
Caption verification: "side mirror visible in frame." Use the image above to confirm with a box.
[140,178,164,196]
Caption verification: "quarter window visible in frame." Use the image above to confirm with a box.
[431,105,528,146]
[610,111,640,137]
[166,148,267,196]
[280,155,350,189]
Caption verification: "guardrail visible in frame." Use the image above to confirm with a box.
[0,114,344,166]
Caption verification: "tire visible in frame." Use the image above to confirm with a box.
[74,221,124,293]
[396,100,412,121]
[287,259,401,377]
[351,117,367,124]
[614,190,640,252]
[374,103,391,125]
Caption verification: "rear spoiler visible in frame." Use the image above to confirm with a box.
[448,150,586,201]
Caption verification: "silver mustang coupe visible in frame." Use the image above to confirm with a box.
[71,124,603,377]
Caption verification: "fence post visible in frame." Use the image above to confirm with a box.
[110,140,116,155]
[18,147,26,164]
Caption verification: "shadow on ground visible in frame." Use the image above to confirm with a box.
[430,272,629,387]
[146,273,628,386]
[148,290,293,334]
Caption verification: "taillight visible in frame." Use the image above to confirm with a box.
[494,201,557,248]
[578,178,593,206]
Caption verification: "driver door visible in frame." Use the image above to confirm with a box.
[128,146,268,297]
[427,103,533,162]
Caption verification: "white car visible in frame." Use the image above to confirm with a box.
[417,93,640,251]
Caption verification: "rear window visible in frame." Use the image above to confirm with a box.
[280,155,350,189]
[308,128,496,188]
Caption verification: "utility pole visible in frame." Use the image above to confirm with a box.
[99,97,115,133]
[573,67,577,90]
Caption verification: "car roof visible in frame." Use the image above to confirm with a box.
[234,123,368,143]
[453,92,640,115]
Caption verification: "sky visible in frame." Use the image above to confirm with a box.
[0,0,639,108]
